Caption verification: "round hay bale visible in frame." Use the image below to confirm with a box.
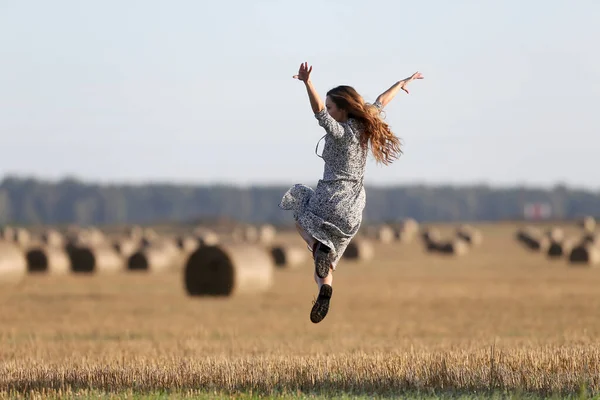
[112,237,139,258]
[126,225,143,240]
[41,229,64,247]
[569,244,600,266]
[270,244,308,268]
[232,224,259,243]
[342,238,374,261]
[421,228,442,251]
[258,224,277,244]
[26,246,70,274]
[0,226,15,241]
[580,216,596,234]
[184,244,274,296]
[456,225,483,246]
[66,245,125,273]
[516,227,550,252]
[193,227,220,246]
[13,228,31,247]
[128,246,179,273]
[547,239,575,259]
[374,225,395,244]
[0,242,27,284]
[435,238,470,256]
[581,234,600,247]
[401,218,419,234]
[73,228,105,247]
[546,227,564,243]
[176,235,200,253]
[141,228,159,247]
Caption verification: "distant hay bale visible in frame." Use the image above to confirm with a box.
[0,242,27,284]
[258,224,277,244]
[569,244,600,266]
[0,226,15,241]
[12,228,31,247]
[72,228,105,247]
[547,238,575,259]
[516,227,550,252]
[375,225,395,244]
[581,234,600,247]
[580,216,596,234]
[428,238,470,256]
[66,245,125,273]
[112,238,139,258]
[26,246,70,274]
[41,229,64,247]
[342,238,374,261]
[232,225,259,243]
[193,227,220,246]
[176,235,200,253]
[456,225,483,246]
[270,244,308,268]
[141,228,159,247]
[128,244,180,273]
[421,228,442,251]
[126,225,143,240]
[184,244,274,296]
[394,219,419,243]
[546,227,564,243]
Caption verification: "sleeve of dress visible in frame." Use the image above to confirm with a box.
[314,108,345,139]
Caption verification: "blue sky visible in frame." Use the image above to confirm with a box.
[1,0,599,188]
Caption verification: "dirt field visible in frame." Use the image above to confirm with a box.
[1,222,599,399]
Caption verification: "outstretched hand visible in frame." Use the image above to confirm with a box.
[401,71,424,94]
[293,62,313,82]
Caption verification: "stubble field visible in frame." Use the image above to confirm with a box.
[1,222,600,399]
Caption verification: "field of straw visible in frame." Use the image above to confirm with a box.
[1,221,600,399]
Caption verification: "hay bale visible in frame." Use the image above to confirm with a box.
[12,228,31,247]
[0,242,27,284]
[141,228,159,247]
[421,228,442,251]
[193,227,220,246]
[258,224,277,244]
[72,227,105,247]
[516,227,550,252]
[0,226,15,241]
[112,237,139,258]
[126,225,143,240]
[456,224,483,246]
[66,245,125,273]
[581,234,600,247]
[184,244,273,296]
[128,244,180,273]
[547,238,575,259]
[232,224,259,243]
[342,238,374,261]
[580,216,596,234]
[375,225,395,244]
[26,246,70,274]
[270,244,308,268]
[41,229,64,247]
[394,219,419,243]
[429,238,470,256]
[176,235,200,253]
[546,227,564,243]
[569,244,600,266]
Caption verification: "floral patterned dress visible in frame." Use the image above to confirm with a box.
[279,101,382,268]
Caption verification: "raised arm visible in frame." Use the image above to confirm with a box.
[375,71,424,108]
[293,62,324,114]
[294,62,345,138]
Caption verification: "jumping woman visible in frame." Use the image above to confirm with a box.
[279,62,423,323]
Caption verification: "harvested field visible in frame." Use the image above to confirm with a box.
[1,222,600,399]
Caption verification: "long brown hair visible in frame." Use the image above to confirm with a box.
[326,85,402,165]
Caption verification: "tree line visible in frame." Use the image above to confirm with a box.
[0,176,598,226]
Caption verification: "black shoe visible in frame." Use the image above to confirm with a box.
[310,284,333,324]
[313,242,332,279]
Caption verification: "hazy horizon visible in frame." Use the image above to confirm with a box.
[2,1,599,189]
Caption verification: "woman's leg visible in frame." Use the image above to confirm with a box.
[295,221,316,250]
